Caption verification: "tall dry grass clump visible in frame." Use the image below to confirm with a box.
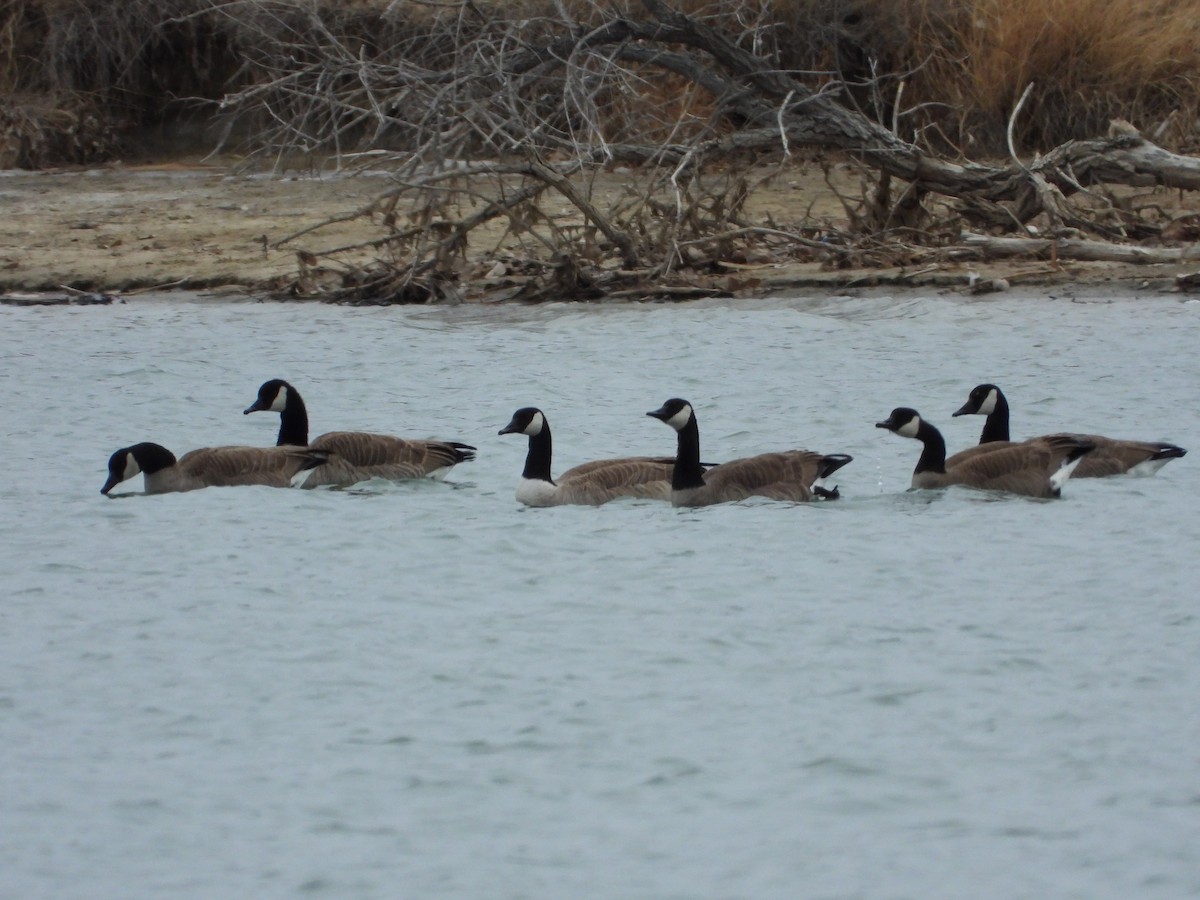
[535,0,1200,154]
[881,0,1200,151]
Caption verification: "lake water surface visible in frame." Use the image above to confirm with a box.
[2,290,1198,899]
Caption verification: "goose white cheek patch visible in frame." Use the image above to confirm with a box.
[897,417,921,438]
[526,411,545,436]
[666,405,693,431]
[122,454,142,483]
[978,389,998,415]
[269,385,288,412]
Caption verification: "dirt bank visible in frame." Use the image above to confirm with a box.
[0,161,390,293]
[1,160,1195,300]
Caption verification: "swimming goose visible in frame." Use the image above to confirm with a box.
[101,442,330,495]
[244,379,476,487]
[499,407,676,506]
[646,398,852,506]
[953,383,1186,477]
[875,407,1095,498]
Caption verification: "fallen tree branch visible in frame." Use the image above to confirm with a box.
[956,232,1200,264]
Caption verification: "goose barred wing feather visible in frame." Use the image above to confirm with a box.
[161,445,328,491]
[556,458,674,504]
[937,434,1092,497]
[700,450,830,502]
[1043,433,1186,477]
[558,456,675,482]
[945,440,1020,468]
[303,431,474,485]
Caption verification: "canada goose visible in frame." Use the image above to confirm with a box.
[244,379,476,487]
[101,442,330,495]
[646,398,852,506]
[953,383,1186,477]
[498,407,676,506]
[876,407,1095,498]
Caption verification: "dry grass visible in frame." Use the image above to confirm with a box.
[898,0,1200,150]
[0,0,1198,168]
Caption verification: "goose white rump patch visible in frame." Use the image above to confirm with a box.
[1127,457,1173,476]
[1049,454,1084,492]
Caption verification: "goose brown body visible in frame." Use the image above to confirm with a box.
[673,450,842,505]
[101,442,329,495]
[646,398,852,507]
[245,379,475,487]
[953,383,1186,477]
[499,407,673,506]
[876,408,1095,499]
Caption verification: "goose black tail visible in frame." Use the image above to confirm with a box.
[819,453,854,478]
[450,442,478,463]
[1065,441,1096,463]
[301,449,335,471]
[1152,443,1187,460]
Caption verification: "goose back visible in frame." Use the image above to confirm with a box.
[953,383,1185,477]
[499,407,673,506]
[646,398,852,507]
[877,407,1094,498]
[102,442,329,494]
[245,378,475,487]
[676,450,848,506]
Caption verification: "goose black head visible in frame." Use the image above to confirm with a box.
[953,384,1001,417]
[499,407,546,437]
[245,379,292,415]
[875,407,923,438]
[101,442,175,494]
[646,398,694,431]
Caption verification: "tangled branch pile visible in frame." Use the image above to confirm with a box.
[208,0,1200,301]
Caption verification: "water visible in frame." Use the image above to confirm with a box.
[2,291,1198,899]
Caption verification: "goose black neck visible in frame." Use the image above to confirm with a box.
[134,442,178,475]
[914,420,948,474]
[277,390,310,446]
[979,391,1010,443]
[522,423,554,483]
[672,415,706,490]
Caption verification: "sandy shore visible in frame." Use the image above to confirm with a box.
[2,160,1194,300]
[0,162,390,294]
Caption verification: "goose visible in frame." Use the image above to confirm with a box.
[953,383,1186,477]
[498,407,678,506]
[646,398,852,506]
[875,407,1095,498]
[244,379,476,487]
[101,442,330,495]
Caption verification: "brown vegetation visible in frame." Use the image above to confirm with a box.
[3,0,1198,165]
[2,1,1199,300]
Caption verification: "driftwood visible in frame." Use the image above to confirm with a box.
[216,0,1200,302]
[956,233,1200,264]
